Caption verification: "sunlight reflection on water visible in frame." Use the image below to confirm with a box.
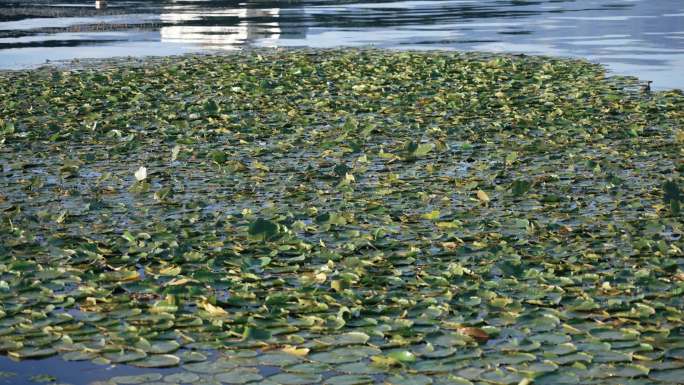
[0,0,682,87]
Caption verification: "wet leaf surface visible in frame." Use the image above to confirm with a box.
[0,49,683,384]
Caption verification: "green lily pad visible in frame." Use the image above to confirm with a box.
[324,375,373,385]
[110,373,163,384]
[336,362,385,375]
[0,372,16,379]
[28,374,57,383]
[266,373,322,385]
[130,354,180,368]
[534,372,582,385]
[248,218,279,241]
[649,368,684,382]
[242,327,273,341]
[215,368,263,384]
[184,360,238,374]
[591,329,640,342]
[309,347,376,364]
[665,348,684,360]
[385,374,433,385]
[480,369,524,385]
[8,348,57,359]
[432,376,473,385]
[164,373,201,383]
[1,49,684,385]
[603,364,650,378]
[547,343,577,356]
[257,352,303,367]
[62,350,98,361]
[524,361,559,374]
[136,340,181,354]
[422,348,457,359]
[387,350,417,363]
[102,350,147,363]
[179,350,208,363]
[593,351,633,363]
[413,359,468,374]
[312,332,371,348]
[284,363,332,374]
[553,352,594,365]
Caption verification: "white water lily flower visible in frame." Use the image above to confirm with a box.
[134,166,147,181]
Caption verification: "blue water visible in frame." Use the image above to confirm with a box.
[1,1,684,383]
[0,0,683,89]
[0,355,181,385]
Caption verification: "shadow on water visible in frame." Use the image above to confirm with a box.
[0,355,180,385]
[0,352,283,385]
[0,0,683,89]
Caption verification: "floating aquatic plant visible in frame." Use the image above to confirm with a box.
[0,49,683,384]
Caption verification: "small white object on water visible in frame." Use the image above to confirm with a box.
[134,166,147,181]
[95,0,107,10]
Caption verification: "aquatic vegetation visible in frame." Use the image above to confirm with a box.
[0,49,683,384]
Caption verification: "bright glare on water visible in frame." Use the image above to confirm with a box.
[0,0,683,89]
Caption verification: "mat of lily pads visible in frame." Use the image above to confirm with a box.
[1,49,683,385]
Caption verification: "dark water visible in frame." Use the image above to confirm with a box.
[0,0,683,89]
[0,355,182,385]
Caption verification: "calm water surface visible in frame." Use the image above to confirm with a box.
[0,1,683,384]
[0,0,683,89]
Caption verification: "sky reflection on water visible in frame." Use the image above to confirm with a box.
[0,0,683,89]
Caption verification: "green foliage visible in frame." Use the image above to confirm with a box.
[241,326,272,341]
[0,49,683,384]
[663,179,682,215]
[248,218,280,240]
[511,179,531,197]
[204,99,220,116]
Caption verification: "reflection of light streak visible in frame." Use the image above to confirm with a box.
[160,7,281,49]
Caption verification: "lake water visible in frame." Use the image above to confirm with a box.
[1,1,683,384]
[0,0,683,89]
